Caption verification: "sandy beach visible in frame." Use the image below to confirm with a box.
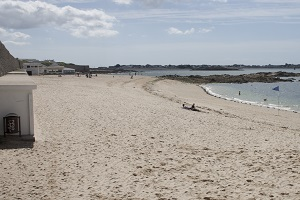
[0,74,299,200]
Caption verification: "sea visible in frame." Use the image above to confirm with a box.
[132,68,300,113]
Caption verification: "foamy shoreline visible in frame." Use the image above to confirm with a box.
[0,75,299,199]
[201,84,300,113]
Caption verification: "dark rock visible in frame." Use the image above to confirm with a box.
[0,41,20,77]
[161,71,300,84]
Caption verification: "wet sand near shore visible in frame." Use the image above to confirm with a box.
[0,75,299,199]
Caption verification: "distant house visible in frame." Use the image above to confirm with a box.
[62,67,75,74]
[23,62,65,75]
[46,62,64,74]
[23,62,46,75]
[65,64,90,73]
[23,61,84,75]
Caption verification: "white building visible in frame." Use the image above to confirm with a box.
[0,70,37,140]
[23,62,46,75]
[46,62,64,74]
[23,62,67,75]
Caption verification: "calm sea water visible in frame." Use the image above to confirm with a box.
[203,82,300,112]
[134,68,300,113]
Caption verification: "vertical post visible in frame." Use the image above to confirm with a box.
[277,92,280,116]
[273,86,280,116]
[18,116,21,137]
[3,117,6,137]
[29,93,34,135]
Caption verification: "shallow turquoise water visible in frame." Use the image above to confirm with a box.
[203,81,300,112]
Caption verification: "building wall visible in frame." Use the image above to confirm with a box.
[63,68,76,74]
[0,41,20,77]
[65,64,90,73]
[0,89,35,137]
[0,72,36,137]
[23,63,45,75]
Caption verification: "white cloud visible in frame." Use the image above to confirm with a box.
[2,40,30,46]
[167,27,212,35]
[211,0,227,2]
[11,31,30,40]
[199,27,214,33]
[0,27,31,45]
[0,0,118,38]
[111,0,166,7]
[113,0,227,7]
[167,27,195,35]
[113,0,132,4]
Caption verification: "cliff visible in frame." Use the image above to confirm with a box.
[0,41,20,77]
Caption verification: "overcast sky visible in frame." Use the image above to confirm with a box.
[1,0,300,67]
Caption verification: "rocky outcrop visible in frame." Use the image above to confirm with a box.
[0,41,20,77]
[161,71,300,84]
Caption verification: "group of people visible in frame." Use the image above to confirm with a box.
[85,73,97,78]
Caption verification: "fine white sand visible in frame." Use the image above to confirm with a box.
[0,75,299,199]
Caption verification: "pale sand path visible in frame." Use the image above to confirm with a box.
[0,75,299,199]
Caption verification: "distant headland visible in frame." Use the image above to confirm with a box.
[91,63,300,74]
[160,71,300,84]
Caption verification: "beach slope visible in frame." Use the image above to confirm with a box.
[0,75,299,199]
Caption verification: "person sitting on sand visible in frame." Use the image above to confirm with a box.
[191,103,195,110]
[182,102,200,112]
[190,103,201,112]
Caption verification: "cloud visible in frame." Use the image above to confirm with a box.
[2,40,30,46]
[211,0,227,2]
[167,27,195,35]
[199,27,214,33]
[0,27,30,45]
[0,0,118,38]
[113,0,227,7]
[112,0,163,7]
[114,3,300,26]
[113,0,132,4]
[167,27,213,35]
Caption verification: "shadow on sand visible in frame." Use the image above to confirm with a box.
[0,135,35,149]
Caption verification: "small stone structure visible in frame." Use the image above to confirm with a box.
[0,71,37,139]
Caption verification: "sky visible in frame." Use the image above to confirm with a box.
[1,0,300,67]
